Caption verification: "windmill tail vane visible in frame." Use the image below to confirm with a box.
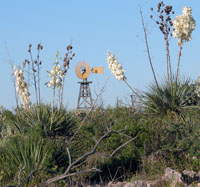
[91,67,104,74]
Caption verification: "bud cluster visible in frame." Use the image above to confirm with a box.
[24,43,43,72]
[63,45,75,70]
[150,1,174,40]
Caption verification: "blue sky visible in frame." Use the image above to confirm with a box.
[0,0,200,110]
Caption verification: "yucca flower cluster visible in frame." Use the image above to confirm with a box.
[46,52,67,90]
[14,66,31,110]
[107,51,126,80]
[172,6,196,43]
[47,63,64,89]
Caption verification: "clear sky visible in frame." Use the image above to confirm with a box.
[0,0,200,110]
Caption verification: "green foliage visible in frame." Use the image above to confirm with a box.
[0,132,55,184]
[3,104,75,138]
[136,113,200,172]
[144,76,199,119]
[0,102,199,185]
[73,107,144,182]
[0,104,77,185]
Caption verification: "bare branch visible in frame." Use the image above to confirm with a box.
[18,164,26,186]
[110,132,140,157]
[42,168,100,187]
[71,160,87,170]
[42,127,139,186]
[66,147,72,166]
[18,169,38,187]
[65,129,117,174]
[5,45,19,108]
[139,7,159,89]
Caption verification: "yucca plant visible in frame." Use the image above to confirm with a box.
[0,132,55,184]
[144,76,199,120]
[4,104,76,138]
[0,104,76,185]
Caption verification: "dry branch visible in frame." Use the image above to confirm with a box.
[42,128,140,186]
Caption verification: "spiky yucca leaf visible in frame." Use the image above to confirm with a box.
[145,76,198,118]
[0,133,55,182]
[4,104,75,138]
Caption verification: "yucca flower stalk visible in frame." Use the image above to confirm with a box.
[150,2,175,89]
[106,51,139,98]
[47,46,75,109]
[14,66,31,110]
[52,51,63,108]
[26,43,43,106]
[46,52,64,112]
[140,8,159,90]
[60,45,75,109]
[172,6,196,82]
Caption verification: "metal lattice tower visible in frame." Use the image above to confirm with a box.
[77,79,93,110]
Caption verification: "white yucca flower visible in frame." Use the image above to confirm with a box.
[172,6,195,43]
[107,51,126,80]
[14,66,31,110]
[47,51,67,90]
[46,64,64,89]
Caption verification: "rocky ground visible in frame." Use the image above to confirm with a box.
[86,168,200,187]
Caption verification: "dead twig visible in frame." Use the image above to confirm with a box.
[42,127,140,186]
[139,7,159,89]
[18,169,38,187]
[5,45,19,108]
[110,131,140,157]
[18,164,26,186]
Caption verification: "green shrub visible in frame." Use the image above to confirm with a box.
[72,107,145,182]
[0,133,55,184]
[3,104,76,138]
[0,104,77,185]
[144,76,199,120]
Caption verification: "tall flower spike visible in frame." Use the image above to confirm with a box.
[46,64,63,89]
[14,66,31,110]
[107,51,126,80]
[46,52,66,90]
[172,6,196,44]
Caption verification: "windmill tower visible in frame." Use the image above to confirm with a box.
[75,62,103,110]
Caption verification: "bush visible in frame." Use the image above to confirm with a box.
[0,132,55,184]
[72,107,145,182]
[0,104,77,185]
[144,76,199,120]
[0,103,199,185]
[3,104,76,138]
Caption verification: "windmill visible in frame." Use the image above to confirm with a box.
[75,61,103,110]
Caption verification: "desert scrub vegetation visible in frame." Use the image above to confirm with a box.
[0,105,200,186]
[0,1,200,186]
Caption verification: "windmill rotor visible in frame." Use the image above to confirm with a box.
[75,62,90,80]
[75,61,103,80]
